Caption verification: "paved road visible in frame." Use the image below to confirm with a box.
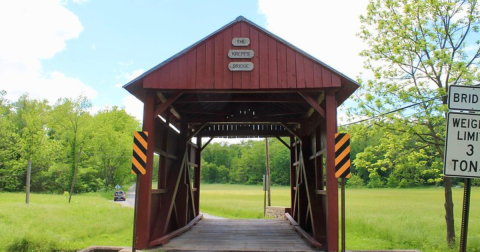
[114,183,136,208]
[113,184,224,219]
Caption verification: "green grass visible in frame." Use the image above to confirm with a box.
[200,184,480,252]
[0,192,133,252]
[1,185,479,251]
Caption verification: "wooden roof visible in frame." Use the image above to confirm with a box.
[123,16,359,137]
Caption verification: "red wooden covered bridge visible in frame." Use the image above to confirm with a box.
[123,16,358,252]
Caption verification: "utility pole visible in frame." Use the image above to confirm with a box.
[265,138,271,206]
[25,159,31,204]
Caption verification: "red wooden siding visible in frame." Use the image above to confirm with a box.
[143,20,342,90]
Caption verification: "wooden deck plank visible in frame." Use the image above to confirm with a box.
[156,218,320,252]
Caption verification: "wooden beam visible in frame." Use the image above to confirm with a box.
[275,136,291,149]
[303,92,325,119]
[309,148,326,161]
[279,123,301,140]
[188,123,207,140]
[285,214,322,249]
[157,149,177,160]
[149,214,203,247]
[200,137,214,152]
[154,92,182,118]
[299,92,325,118]
[325,89,338,251]
[186,117,302,124]
[176,96,306,103]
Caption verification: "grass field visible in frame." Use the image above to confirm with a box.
[200,184,480,252]
[0,185,479,251]
[0,191,133,251]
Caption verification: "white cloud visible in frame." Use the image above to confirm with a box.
[0,0,96,103]
[125,69,145,82]
[123,95,144,123]
[72,0,90,4]
[258,0,370,79]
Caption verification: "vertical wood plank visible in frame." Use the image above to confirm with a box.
[267,37,277,88]
[332,74,341,87]
[240,22,252,89]
[214,31,224,89]
[143,69,160,88]
[187,49,197,89]
[295,53,305,89]
[286,48,297,89]
[169,59,180,89]
[196,43,206,89]
[232,23,242,89]
[277,42,287,88]
[223,27,233,89]
[322,67,332,87]
[258,32,269,89]
[313,63,323,88]
[178,55,188,89]
[205,38,215,89]
[249,26,260,89]
[304,58,315,88]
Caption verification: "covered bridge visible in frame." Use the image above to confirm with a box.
[123,16,359,252]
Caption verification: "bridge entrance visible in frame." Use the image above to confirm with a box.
[123,16,358,252]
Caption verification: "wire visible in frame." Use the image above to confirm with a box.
[340,95,445,127]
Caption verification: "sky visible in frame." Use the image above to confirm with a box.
[0,0,370,122]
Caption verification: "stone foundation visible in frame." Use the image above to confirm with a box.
[265,206,287,219]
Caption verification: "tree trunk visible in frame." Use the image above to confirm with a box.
[25,159,32,204]
[444,176,455,247]
[68,147,82,203]
[442,93,455,247]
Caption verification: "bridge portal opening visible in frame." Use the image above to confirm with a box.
[123,16,358,251]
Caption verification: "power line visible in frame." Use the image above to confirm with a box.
[340,95,445,127]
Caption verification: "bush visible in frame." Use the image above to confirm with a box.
[7,237,73,252]
[346,174,364,188]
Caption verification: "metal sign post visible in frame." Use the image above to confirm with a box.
[459,178,471,252]
[341,177,346,252]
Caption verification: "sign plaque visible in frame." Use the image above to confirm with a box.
[449,85,480,112]
[232,37,250,46]
[228,62,254,71]
[228,50,254,59]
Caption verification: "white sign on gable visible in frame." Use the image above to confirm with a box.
[228,50,254,59]
[228,62,254,71]
[449,85,480,111]
[444,112,480,178]
[232,37,250,46]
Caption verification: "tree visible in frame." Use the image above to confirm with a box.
[12,95,52,203]
[50,96,92,203]
[356,0,480,246]
[0,91,21,192]
[89,107,140,190]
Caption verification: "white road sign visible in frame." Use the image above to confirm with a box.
[448,85,480,111]
[444,112,480,178]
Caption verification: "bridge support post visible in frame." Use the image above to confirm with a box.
[325,89,338,252]
[135,92,156,249]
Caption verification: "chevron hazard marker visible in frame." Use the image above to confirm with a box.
[335,133,351,179]
[131,131,148,175]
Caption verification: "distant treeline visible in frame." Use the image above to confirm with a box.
[0,91,140,193]
[1,90,475,194]
[199,139,290,185]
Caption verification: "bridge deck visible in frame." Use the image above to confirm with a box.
[155,218,319,252]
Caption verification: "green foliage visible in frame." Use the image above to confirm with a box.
[200,138,291,186]
[346,174,364,188]
[0,92,140,194]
